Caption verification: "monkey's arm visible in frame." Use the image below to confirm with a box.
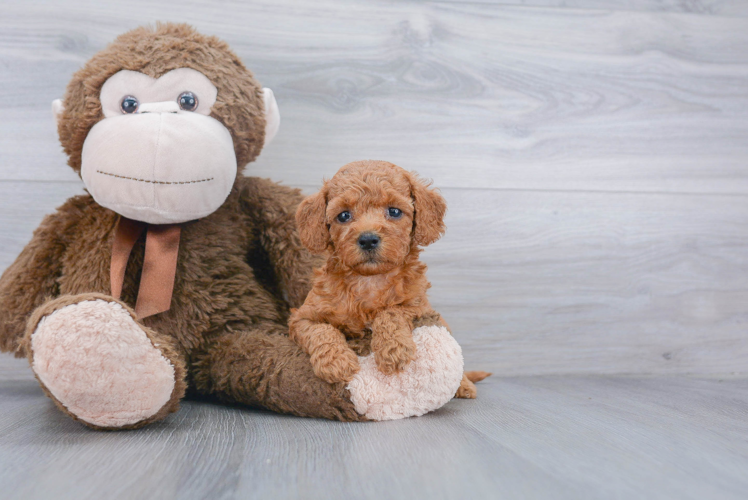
[240,178,322,308]
[0,213,67,356]
[288,303,360,384]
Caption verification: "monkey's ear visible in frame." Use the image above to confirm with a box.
[410,173,447,247]
[52,99,64,124]
[296,188,329,253]
[262,88,280,145]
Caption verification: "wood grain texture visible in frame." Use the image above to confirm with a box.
[1,355,747,500]
[430,0,748,17]
[0,4,747,376]
[429,188,748,375]
[1,1,748,193]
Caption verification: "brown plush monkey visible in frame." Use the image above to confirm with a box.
[0,24,468,429]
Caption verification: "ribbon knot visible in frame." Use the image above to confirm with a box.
[111,216,181,319]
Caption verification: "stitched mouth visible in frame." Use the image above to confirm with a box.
[96,170,214,185]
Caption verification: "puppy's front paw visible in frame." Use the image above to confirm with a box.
[310,343,360,384]
[454,374,477,399]
[373,334,416,376]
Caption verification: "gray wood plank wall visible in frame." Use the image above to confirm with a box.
[1,0,747,375]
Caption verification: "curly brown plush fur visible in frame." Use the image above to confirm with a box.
[289,160,484,398]
[0,23,366,426]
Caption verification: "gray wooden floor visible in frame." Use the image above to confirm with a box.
[2,356,747,500]
[1,0,748,498]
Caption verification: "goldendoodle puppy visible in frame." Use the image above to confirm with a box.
[290,160,488,399]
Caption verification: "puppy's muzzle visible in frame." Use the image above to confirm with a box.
[357,232,380,251]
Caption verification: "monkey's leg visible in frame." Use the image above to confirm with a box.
[190,325,366,421]
[23,293,186,430]
[192,323,465,422]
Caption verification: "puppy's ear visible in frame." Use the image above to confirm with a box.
[409,172,447,246]
[296,187,330,253]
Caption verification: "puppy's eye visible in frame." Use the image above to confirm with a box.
[177,91,198,111]
[388,207,403,219]
[120,95,139,114]
[336,211,352,223]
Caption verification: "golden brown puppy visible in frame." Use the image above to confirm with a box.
[290,160,488,399]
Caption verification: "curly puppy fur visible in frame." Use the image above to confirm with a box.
[289,160,483,398]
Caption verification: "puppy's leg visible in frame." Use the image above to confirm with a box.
[455,373,477,399]
[371,308,417,375]
[455,371,493,398]
[289,316,359,384]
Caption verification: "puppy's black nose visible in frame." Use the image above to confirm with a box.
[358,232,380,251]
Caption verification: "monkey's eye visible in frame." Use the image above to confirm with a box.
[336,211,352,223]
[177,91,198,111]
[120,96,139,114]
[388,207,403,219]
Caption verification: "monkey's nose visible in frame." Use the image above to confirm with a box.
[358,232,380,251]
[138,101,180,114]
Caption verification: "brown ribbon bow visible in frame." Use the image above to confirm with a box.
[111,217,181,319]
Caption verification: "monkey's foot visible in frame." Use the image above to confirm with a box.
[346,325,464,421]
[27,294,182,429]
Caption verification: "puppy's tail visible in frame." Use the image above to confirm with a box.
[465,370,492,383]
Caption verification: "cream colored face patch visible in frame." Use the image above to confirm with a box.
[81,69,237,224]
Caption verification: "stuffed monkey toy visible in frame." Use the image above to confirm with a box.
[0,24,468,429]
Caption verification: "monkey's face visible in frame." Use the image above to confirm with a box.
[77,68,252,224]
[54,24,281,225]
